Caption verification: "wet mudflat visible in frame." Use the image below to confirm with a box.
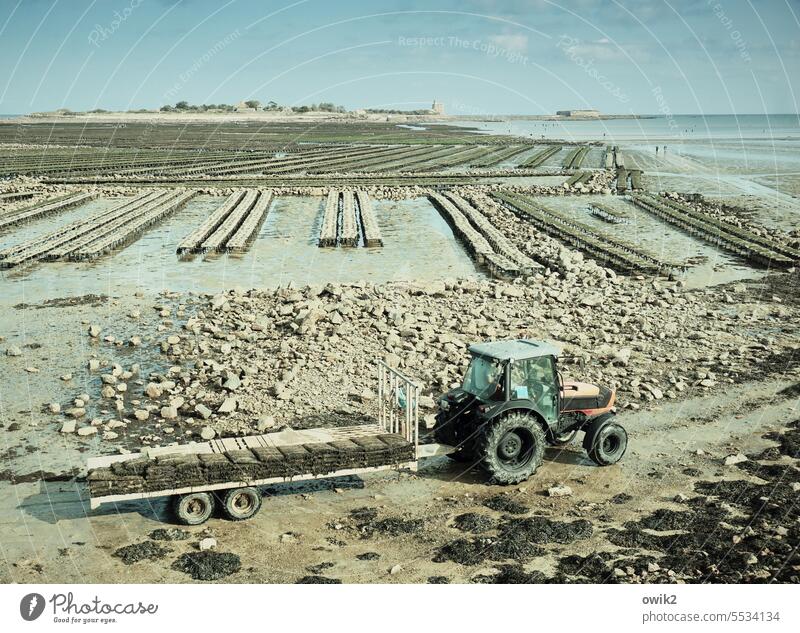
[0,195,481,304]
[534,194,764,288]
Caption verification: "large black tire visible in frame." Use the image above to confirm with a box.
[221,487,262,521]
[173,492,215,525]
[477,412,546,484]
[584,418,628,466]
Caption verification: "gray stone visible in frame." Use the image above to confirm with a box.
[200,426,216,440]
[195,404,212,420]
[160,406,178,420]
[218,397,237,414]
[145,383,164,399]
[257,415,276,432]
[724,453,747,466]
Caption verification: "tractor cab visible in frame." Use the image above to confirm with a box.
[459,339,561,423]
[434,339,626,484]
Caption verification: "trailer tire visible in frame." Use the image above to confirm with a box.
[173,492,215,525]
[478,412,546,485]
[584,419,628,466]
[221,487,262,521]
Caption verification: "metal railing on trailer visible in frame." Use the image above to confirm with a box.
[377,359,419,453]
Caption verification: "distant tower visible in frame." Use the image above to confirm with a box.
[431,99,445,115]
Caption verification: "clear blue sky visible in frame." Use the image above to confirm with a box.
[0,0,798,114]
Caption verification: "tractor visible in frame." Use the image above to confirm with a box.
[433,339,627,484]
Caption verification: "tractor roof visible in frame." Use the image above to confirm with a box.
[468,339,561,362]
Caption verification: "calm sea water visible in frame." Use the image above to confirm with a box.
[453,114,800,142]
[0,114,21,119]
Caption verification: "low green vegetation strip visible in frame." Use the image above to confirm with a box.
[630,193,797,268]
[201,190,259,253]
[563,146,590,169]
[340,191,358,247]
[0,191,35,204]
[494,192,670,274]
[318,190,339,247]
[469,145,531,167]
[176,190,245,254]
[445,192,539,273]
[226,191,273,252]
[616,168,629,192]
[518,145,561,168]
[69,191,195,260]
[566,171,591,187]
[0,191,96,230]
[427,191,521,279]
[46,191,174,260]
[0,120,514,150]
[0,190,193,267]
[588,202,629,224]
[356,191,382,247]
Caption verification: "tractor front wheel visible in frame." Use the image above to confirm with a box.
[584,419,628,466]
[478,412,546,485]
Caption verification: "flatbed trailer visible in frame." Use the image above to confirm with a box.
[87,362,453,524]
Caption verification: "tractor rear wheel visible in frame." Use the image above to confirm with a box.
[478,412,546,485]
[585,420,628,466]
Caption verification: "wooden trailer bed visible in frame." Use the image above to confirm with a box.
[87,423,417,510]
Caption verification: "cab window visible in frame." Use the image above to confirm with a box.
[509,356,557,421]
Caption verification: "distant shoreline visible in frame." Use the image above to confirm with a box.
[0,110,657,125]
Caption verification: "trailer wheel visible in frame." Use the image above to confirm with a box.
[478,412,546,485]
[173,492,215,525]
[221,487,262,521]
[585,420,628,466]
